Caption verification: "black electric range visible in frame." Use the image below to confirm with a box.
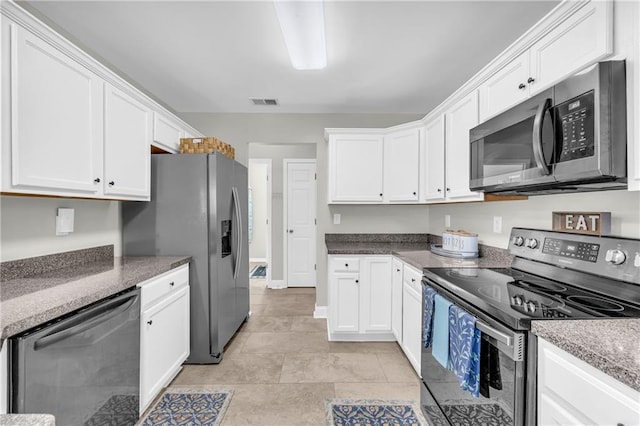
[420,228,640,426]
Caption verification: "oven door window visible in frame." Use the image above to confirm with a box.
[421,334,522,426]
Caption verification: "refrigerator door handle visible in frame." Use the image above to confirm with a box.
[232,186,242,280]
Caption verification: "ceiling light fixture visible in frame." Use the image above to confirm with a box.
[273,0,327,70]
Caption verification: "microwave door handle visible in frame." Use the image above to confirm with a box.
[532,98,552,175]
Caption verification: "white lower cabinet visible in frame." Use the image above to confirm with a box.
[537,337,640,426]
[139,264,190,413]
[400,263,422,376]
[391,258,403,342]
[328,255,393,341]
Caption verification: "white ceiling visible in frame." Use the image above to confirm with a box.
[23,0,560,114]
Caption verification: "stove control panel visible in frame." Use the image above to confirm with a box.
[509,228,640,284]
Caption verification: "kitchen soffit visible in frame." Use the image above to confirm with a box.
[23,1,559,114]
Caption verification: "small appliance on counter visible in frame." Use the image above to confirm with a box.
[430,229,479,258]
[420,227,640,426]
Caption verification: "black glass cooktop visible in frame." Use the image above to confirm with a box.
[424,267,640,330]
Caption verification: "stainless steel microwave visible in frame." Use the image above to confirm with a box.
[469,61,627,195]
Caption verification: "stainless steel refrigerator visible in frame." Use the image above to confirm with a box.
[122,153,249,364]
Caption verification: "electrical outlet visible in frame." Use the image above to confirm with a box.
[445,215,451,228]
[493,216,503,233]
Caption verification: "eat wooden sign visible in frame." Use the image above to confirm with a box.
[552,211,611,236]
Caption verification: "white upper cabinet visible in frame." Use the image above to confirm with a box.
[529,1,612,95]
[103,84,151,200]
[328,133,384,203]
[422,114,446,202]
[479,1,612,121]
[383,128,420,203]
[4,24,103,196]
[153,112,183,153]
[1,5,203,200]
[445,91,483,201]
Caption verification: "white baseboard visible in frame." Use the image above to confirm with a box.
[328,332,396,342]
[268,279,286,289]
[313,305,328,318]
[249,258,267,263]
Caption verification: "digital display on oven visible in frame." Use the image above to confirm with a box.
[542,238,599,262]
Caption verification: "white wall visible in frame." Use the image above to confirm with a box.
[180,112,427,305]
[0,196,121,261]
[429,190,640,248]
[248,161,268,261]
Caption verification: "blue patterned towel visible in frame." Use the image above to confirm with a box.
[448,305,481,397]
[432,294,453,368]
[423,285,437,348]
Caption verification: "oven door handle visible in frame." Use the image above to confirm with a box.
[476,320,512,347]
[532,98,552,176]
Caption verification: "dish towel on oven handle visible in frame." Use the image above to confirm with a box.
[423,284,437,348]
[432,294,453,368]
[449,304,481,397]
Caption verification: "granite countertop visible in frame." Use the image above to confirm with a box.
[325,233,513,269]
[0,255,190,345]
[532,319,640,392]
[0,414,55,426]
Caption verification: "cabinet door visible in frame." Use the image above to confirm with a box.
[153,112,183,153]
[445,91,483,201]
[423,114,446,202]
[391,259,403,343]
[402,282,421,375]
[103,84,151,200]
[529,1,612,95]
[328,271,360,333]
[8,25,103,195]
[140,285,190,412]
[383,129,420,202]
[329,134,383,202]
[360,257,392,333]
[479,52,530,121]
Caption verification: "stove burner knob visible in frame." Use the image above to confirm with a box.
[513,236,525,247]
[525,238,539,249]
[512,295,523,306]
[634,253,640,268]
[526,301,537,313]
[605,249,627,265]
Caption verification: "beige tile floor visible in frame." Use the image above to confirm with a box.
[169,278,421,425]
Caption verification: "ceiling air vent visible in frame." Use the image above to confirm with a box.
[250,98,279,106]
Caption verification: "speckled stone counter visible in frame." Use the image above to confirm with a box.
[532,319,640,392]
[325,233,513,269]
[0,414,55,425]
[1,255,190,346]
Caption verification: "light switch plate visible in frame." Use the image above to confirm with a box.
[445,215,451,228]
[493,216,503,233]
[333,213,341,225]
[56,208,74,236]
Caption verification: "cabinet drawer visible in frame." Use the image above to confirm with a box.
[138,264,189,310]
[538,339,640,425]
[403,264,422,292]
[330,257,360,273]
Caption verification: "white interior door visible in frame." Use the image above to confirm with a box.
[285,160,317,287]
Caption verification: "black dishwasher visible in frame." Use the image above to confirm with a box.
[9,288,141,425]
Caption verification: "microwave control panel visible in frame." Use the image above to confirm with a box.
[556,91,595,163]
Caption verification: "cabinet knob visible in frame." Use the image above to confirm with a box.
[412,192,416,195]
[93,178,101,183]
[147,320,153,325]
[527,77,535,83]
[169,281,175,287]
[396,269,401,272]
[617,424,625,426]
[411,278,416,282]
[345,263,349,267]
[446,188,451,192]
[108,181,115,186]
[355,279,359,283]
[379,193,383,197]
[518,83,526,90]
[437,188,442,192]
